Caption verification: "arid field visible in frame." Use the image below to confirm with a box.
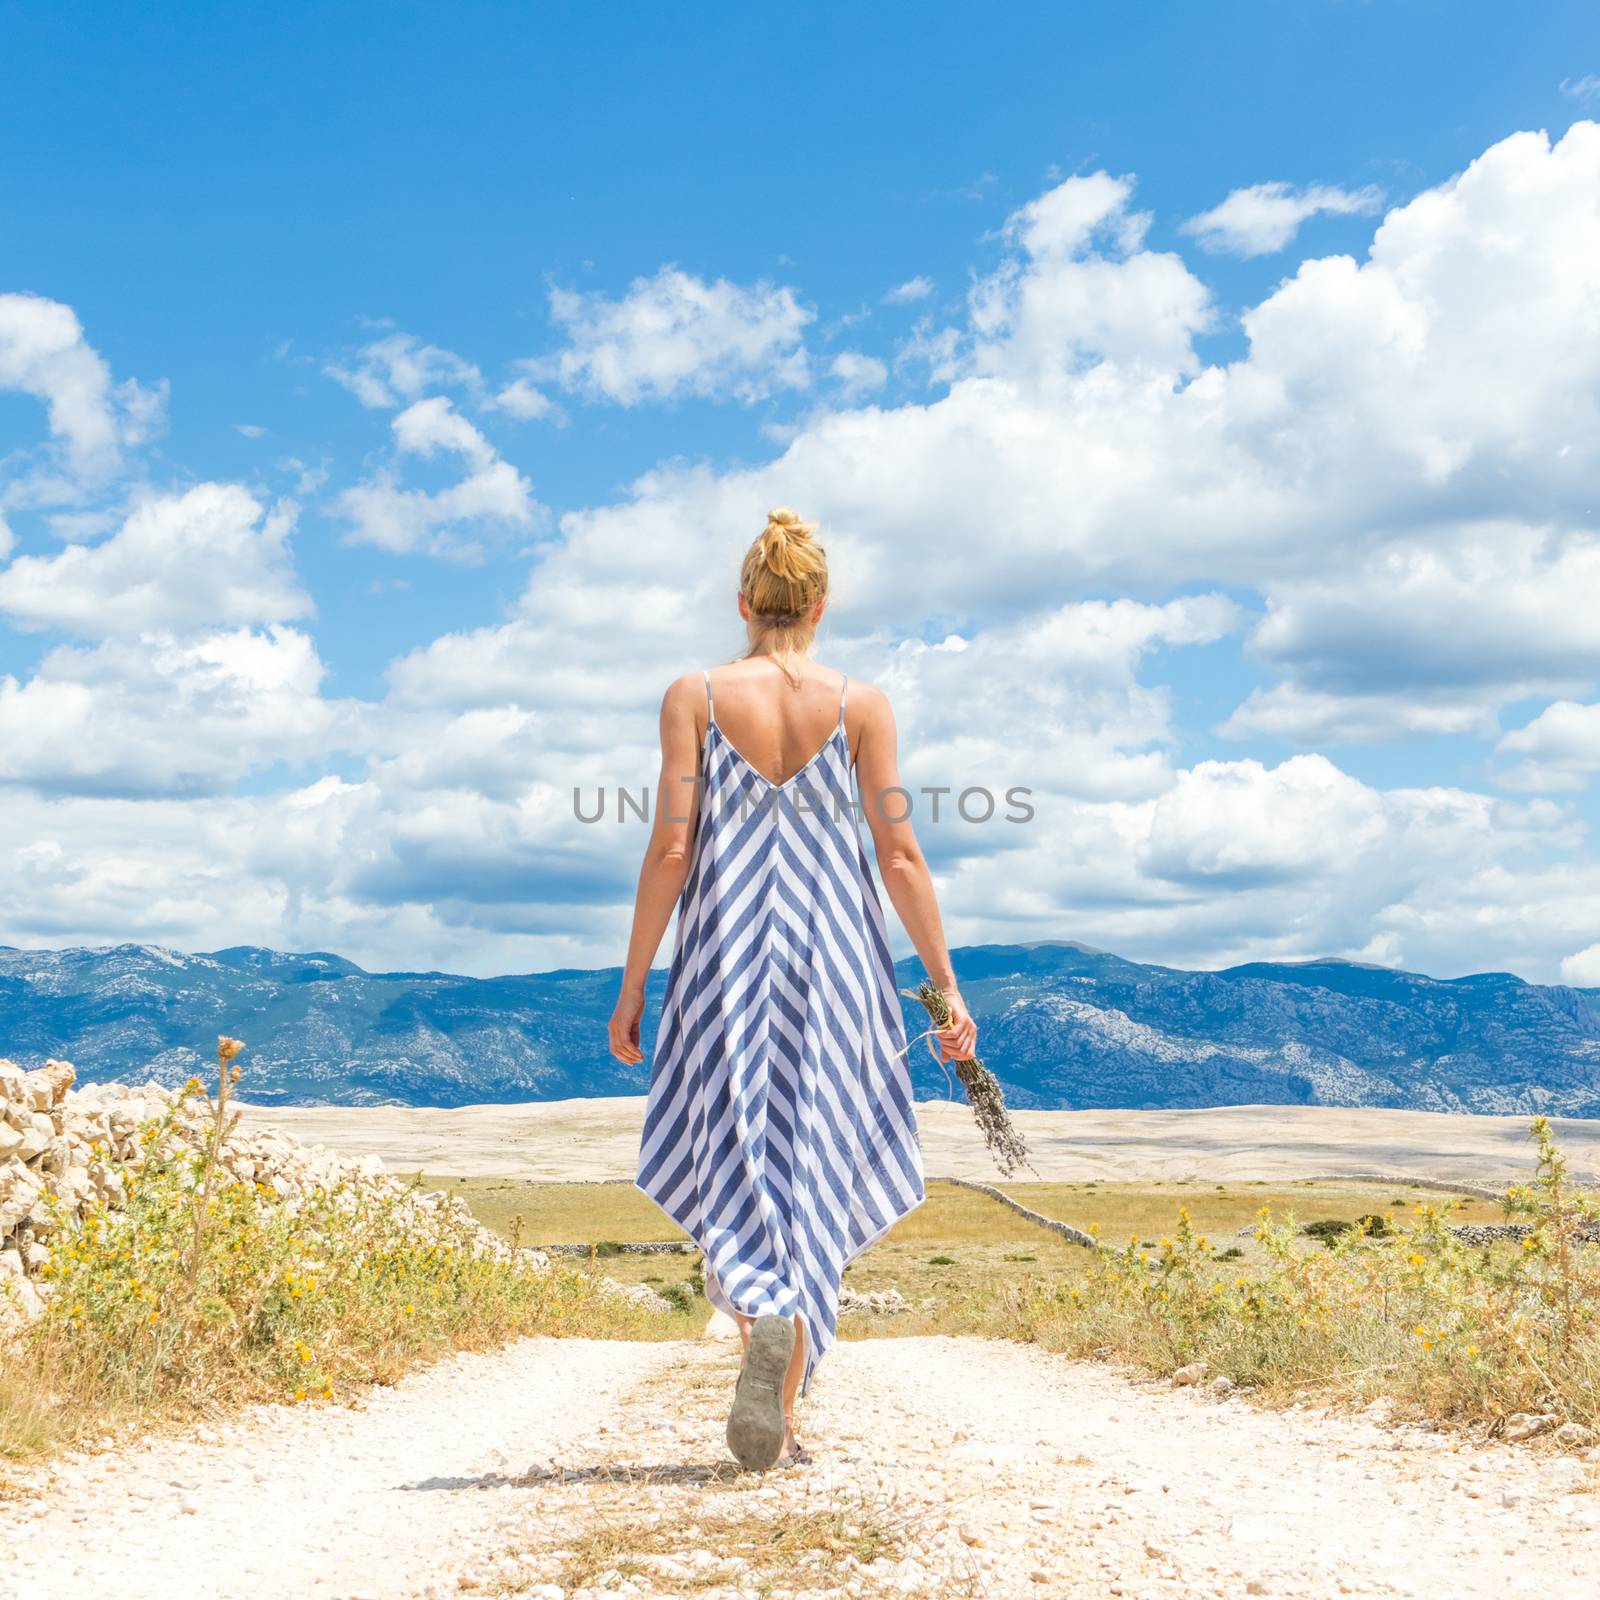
[238,1095,1568,1313]
[240,1094,1600,1186]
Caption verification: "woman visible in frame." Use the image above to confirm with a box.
[608,507,977,1471]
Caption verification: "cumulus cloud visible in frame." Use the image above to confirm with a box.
[488,375,555,421]
[0,484,309,636]
[0,627,358,798]
[324,330,482,409]
[1495,700,1600,791]
[1141,755,1387,889]
[0,291,165,489]
[542,267,813,405]
[1223,531,1600,743]
[336,397,538,557]
[1181,180,1384,256]
[1220,685,1496,745]
[828,351,888,400]
[969,172,1214,379]
[1561,944,1600,986]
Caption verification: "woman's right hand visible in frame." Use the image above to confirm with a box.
[608,984,646,1065]
[935,986,978,1062]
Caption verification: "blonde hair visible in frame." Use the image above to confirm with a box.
[740,507,828,672]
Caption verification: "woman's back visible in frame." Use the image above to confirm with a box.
[700,658,854,788]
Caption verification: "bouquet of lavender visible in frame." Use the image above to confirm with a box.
[901,980,1033,1178]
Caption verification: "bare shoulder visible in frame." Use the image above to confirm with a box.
[659,673,709,731]
[661,672,706,711]
[844,677,895,733]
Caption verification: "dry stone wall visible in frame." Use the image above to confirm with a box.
[0,1056,573,1330]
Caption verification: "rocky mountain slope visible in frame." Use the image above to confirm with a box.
[1,940,1598,1113]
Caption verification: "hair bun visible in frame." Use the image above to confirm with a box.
[740,506,828,628]
[759,507,818,578]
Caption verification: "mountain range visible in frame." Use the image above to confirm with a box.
[1,940,1598,1114]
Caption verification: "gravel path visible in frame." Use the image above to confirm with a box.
[0,1339,678,1600]
[5,1334,1599,1599]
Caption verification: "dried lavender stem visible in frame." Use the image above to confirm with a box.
[901,981,1033,1178]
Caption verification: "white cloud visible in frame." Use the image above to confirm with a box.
[1560,75,1600,101]
[1495,700,1600,791]
[543,267,813,405]
[0,627,356,798]
[968,172,1215,379]
[235,423,268,439]
[0,483,309,637]
[0,291,165,486]
[337,397,537,557]
[1223,531,1600,743]
[884,276,935,304]
[874,595,1239,806]
[1181,180,1384,256]
[1141,755,1387,888]
[324,331,482,410]
[488,376,555,421]
[828,351,888,400]
[391,395,496,466]
[1220,684,1496,745]
[1561,944,1600,986]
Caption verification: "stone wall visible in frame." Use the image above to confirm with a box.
[1,1057,554,1330]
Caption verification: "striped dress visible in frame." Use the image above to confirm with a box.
[635,671,926,1393]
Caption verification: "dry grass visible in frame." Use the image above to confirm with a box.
[1003,1177,1506,1242]
[988,1117,1600,1430]
[547,1504,902,1593]
[429,1173,1516,1347]
[0,1054,683,1463]
[494,1501,908,1596]
[422,1174,685,1246]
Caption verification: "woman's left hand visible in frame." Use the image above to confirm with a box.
[934,987,978,1062]
[609,984,646,1065]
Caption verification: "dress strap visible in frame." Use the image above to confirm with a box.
[838,674,849,726]
[703,669,716,723]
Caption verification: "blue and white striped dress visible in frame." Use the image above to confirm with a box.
[636,671,926,1392]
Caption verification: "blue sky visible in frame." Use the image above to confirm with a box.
[3,1,1600,983]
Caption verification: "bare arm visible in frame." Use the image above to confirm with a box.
[854,686,978,1062]
[608,676,703,1065]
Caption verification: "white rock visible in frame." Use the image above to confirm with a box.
[15,1118,50,1162]
[1503,1412,1557,1443]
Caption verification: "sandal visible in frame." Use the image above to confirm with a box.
[726,1314,793,1471]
